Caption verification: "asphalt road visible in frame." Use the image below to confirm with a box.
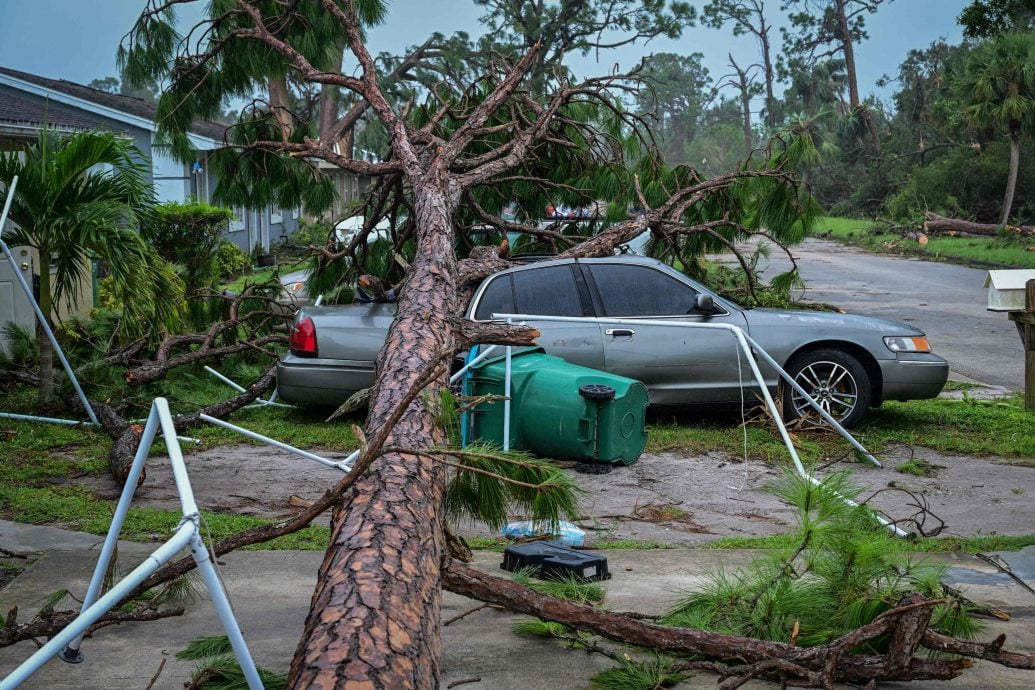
[746,237,1024,390]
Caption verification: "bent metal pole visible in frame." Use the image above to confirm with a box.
[492,313,908,539]
[195,351,502,478]
[0,176,99,425]
[6,398,263,690]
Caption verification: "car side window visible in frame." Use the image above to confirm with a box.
[473,275,515,320]
[512,264,584,316]
[588,264,699,316]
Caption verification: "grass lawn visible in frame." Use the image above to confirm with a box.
[649,394,1035,462]
[816,216,1035,269]
[221,257,309,294]
[3,376,1035,552]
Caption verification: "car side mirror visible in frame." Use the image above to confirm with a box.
[695,293,716,314]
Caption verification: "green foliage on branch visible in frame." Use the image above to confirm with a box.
[663,471,979,646]
[959,0,1035,37]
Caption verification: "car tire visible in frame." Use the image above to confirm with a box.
[783,349,871,429]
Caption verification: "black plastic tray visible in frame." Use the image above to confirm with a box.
[501,541,611,582]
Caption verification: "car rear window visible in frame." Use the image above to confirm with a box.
[474,275,515,320]
[513,264,584,317]
[588,264,698,316]
[475,264,585,319]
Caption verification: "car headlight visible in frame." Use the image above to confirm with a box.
[884,336,931,353]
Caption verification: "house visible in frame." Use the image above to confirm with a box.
[0,66,303,254]
[0,66,315,352]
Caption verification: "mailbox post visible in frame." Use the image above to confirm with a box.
[1008,279,1035,410]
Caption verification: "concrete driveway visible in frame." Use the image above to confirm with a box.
[744,237,1024,390]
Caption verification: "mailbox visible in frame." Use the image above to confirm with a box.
[984,270,1035,311]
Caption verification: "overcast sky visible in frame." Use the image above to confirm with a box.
[0,0,968,108]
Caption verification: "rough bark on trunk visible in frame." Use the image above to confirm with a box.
[740,90,753,158]
[762,32,776,129]
[923,212,1035,237]
[287,180,460,689]
[318,44,346,154]
[1002,133,1021,225]
[268,76,293,141]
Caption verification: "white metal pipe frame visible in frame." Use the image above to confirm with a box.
[492,312,909,538]
[0,176,99,426]
[1,398,264,690]
[203,366,295,409]
[196,345,503,475]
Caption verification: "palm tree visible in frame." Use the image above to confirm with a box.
[955,33,1035,224]
[0,129,182,410]
[774,110,839,186]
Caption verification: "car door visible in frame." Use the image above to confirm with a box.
[581,261,751,404]
[471,262,605,370]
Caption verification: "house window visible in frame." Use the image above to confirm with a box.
[230,206,245,233]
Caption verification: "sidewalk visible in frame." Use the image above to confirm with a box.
[0,521,1033,688]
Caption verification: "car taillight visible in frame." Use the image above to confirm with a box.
[290,316,318,357]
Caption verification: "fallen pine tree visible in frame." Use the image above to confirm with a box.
[5,0,1025,686]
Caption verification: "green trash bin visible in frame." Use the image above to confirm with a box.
[465,347,649,465]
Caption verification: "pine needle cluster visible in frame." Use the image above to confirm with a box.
[178,635,287,690]
[663,470,979,646]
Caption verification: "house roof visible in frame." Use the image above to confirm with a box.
[0,66,227,143]
[0,90,104,132]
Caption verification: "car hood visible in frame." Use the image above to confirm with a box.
[742,308,925,336]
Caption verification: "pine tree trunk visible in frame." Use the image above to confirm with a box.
[741,90,753,159]
[836,0,880,153]
[1001,132,1021,225]
[287,179,460,689]
[760,27,776,129]
[318,44,346,152]
[837,0,860,110]
[268,76,293,141]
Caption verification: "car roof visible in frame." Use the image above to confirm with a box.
[494,254,670,276]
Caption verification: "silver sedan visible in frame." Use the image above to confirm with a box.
[277,256,949,427]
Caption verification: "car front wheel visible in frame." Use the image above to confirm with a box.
[783,349,871,429]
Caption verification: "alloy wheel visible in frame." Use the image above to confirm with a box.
[790,360,859,422]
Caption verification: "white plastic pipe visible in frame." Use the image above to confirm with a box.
[742,332,881,467]
[0,413,93,426]
[503,342,512,452]
[200,413,354,472]
[61,405,161,658]
[2,397,267,689]
[203,366,294,408]
[0,176,98,425]
[2,523,196,689]
[449,345,498,384]
[0,412,199,445]
[189,532,263,690]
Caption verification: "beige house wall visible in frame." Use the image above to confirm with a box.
[27,246,93,322]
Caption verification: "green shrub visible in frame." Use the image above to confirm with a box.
[288,219,333,247]
[151,202,234,294]
[215,241,250,278]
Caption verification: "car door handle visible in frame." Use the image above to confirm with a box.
[605,328,635,337]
